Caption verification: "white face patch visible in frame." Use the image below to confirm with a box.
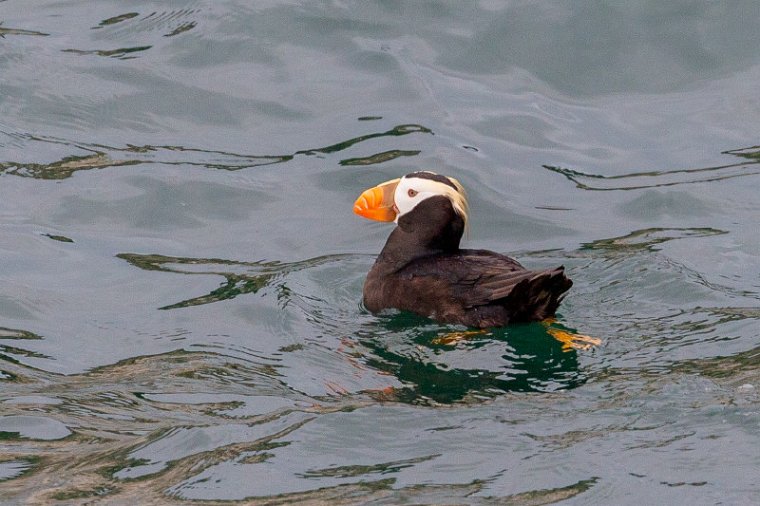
[392,173,469,228]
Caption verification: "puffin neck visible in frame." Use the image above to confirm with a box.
[376,195,465,270]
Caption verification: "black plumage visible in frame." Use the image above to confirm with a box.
[358,177,572,328]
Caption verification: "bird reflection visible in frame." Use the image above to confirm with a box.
[355,315,590,404]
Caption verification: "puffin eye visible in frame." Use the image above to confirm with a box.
[407,189,418,198]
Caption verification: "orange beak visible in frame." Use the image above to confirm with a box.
[353,178,400,222]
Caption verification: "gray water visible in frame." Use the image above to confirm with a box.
[1,1,760,504]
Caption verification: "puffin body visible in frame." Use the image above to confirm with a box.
[354,171,572,328]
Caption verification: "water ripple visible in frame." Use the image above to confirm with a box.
[93,13,140,28]
[60,8,202,59]
[0,123,431,179]
[544,145,760,190]
[61,46,153,60]
[91,9,201,38]
[580,227,727,252]
[0,201,754,501]
[116,252,365,310]
[0,349,375,503]
[0,23,49,38]
[526,229,760,377]
[113,250,591,402]
[2,1,760,503]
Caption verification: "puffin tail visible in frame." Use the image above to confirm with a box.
[506,266,572,322]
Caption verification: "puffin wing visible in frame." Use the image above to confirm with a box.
[448,251,538,307]
[403,250,570,312]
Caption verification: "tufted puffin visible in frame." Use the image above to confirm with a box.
[353,171,572,328]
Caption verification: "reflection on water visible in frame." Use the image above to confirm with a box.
[581,227,727,252]
[94,12,140,28]
[0,344,600,503]
[1,207,758,502]
[62,46,153,60]
[117,252,364,310]
[0,23,49,38]
[0,327,43,341]
[116,251,587,402]
[340,149,420,166]
[0,234,757,502]
[91,9,200,36]
[62,9,200,58]
[544,145,760,190]
[675,344,760,387]
[725,145,760,161]
[360,320,586,404]
[0,124,431,179]
[2,0,760,503]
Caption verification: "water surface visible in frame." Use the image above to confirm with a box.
[1,1,759,504]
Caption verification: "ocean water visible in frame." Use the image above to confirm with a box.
[1,1,759,504]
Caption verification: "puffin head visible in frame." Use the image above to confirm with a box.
[353,171,469,228]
